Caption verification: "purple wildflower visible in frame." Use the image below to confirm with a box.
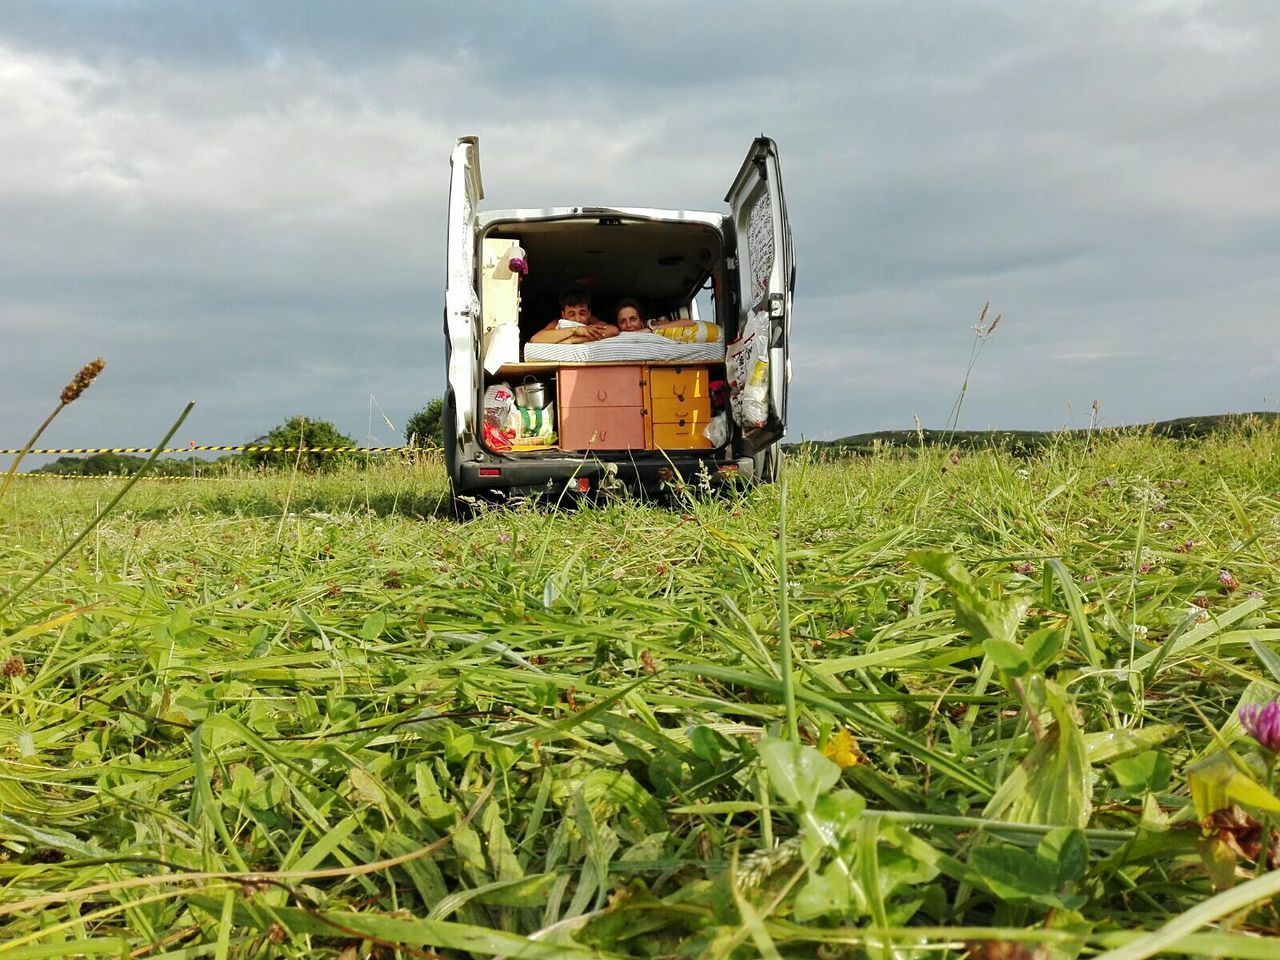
[949,453,960,465]
[1218,569,1239,592]
[497,532,512,544]
[1247,590,1264,600]
[1139,562,1152,574]
[1011,561,1035,575]
[1240,701,1280,753]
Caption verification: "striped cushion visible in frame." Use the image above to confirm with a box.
[524,334,725,364]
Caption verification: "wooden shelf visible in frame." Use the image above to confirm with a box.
[491,362,560,377]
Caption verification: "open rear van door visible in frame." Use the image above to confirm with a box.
[725,137,794,449]
[445,136,484,457]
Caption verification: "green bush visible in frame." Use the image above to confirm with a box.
[246,415,356,471]
[404,398,444,449]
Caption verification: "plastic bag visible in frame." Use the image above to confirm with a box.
[482,383,517,450]
[740,356,769,428]
[515,402,556,438]
[703,412,729,448]
[727,309,771,428]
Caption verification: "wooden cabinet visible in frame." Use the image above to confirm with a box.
[647,366,713,449]
[559,365,645,409]
[556,364,715,452]
[558,365,648,451]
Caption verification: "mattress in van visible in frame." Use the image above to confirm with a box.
[524,333,725,364]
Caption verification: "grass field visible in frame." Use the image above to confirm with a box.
[2,425,1279,958]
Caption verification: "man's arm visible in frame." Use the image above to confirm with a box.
[529,325,584,344]
[581,323,619,341]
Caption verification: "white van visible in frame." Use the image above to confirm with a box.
[442,135,793,504]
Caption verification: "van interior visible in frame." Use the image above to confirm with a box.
[477,217,733,458]
[482,218,726,342]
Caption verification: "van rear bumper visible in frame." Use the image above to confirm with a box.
[454,453,745,497]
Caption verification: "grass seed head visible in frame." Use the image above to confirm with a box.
[60,358,105,405]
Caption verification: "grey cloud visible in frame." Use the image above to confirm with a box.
[3,1,1279,462]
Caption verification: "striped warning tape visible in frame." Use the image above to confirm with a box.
[15,473,249,481]
[1,445,438,455]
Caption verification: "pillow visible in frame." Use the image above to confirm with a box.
[652,321,722,344]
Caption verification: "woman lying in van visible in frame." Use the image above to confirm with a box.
[615,299,723,343]
[528,291,619,344]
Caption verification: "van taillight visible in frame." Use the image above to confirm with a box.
[718,464,739,472]
[478,467,501,477]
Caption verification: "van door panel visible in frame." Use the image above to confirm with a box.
[446,137,484,446]
[725,138,793,446]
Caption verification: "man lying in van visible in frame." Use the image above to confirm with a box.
[528,291,619,345]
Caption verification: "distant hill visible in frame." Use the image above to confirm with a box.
[789,411,1280,455]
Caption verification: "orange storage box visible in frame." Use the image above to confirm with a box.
[651,395,711,423]
[648,366,708,404]
[648,365,712,450]
[652,417,713,450]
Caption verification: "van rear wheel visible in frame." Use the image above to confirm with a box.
[762,441,780,483]
[441,392,471,518]
[749,441,780,484]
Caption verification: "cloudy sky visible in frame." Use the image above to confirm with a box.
[2,0,1277,463]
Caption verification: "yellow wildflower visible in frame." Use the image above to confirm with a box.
[823,728,860,769]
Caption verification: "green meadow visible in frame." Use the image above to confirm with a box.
[1,425,1279,958]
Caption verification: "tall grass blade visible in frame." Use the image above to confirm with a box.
[777,476,797,742]
[0,400,195,614]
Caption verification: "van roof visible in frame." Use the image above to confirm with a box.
[478,206,725,230]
